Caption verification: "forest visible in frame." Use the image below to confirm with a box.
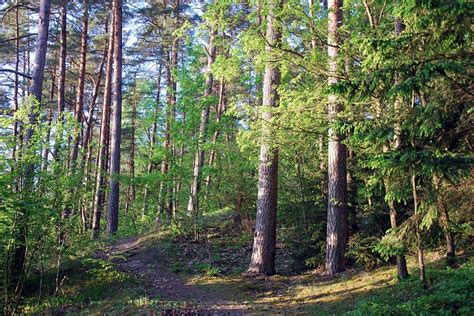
[0,0,473,314]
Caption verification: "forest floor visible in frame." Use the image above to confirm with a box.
[95,235,248,314]
[20,225,473,315]
[18,209,473,314]
[90,232,472,315]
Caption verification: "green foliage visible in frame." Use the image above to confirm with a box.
[194,262,221,276]
[19,257,147,314]
[374,232,407,262]
[348,263,474,315]
[347,235,383,270]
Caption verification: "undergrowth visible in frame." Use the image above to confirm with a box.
[346,260,474,315]
[18,257,184,314]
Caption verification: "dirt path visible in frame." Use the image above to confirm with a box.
[98,237,248,314]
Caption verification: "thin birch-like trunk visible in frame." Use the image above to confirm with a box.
[92,14,115,239]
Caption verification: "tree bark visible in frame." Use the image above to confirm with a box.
[82,50,106,160]
[187,28,217,223]
[23,0,51,144]
[125,86,137,217]
[92,14,115,239]
[248,0,281,276]
[347,149,358,236]
[52,2,67,159]
[142,62,162,217]
[157,60,170,215]
[58,2,67,116]
[387,18,409,279]
[380,108,409,278]
[309,0,327,199]
[158,36,178,218]
[412,174,426,282]
[325,0,348,276]
[11,0,51,301]
[70,0,89,171]
[389,202,409,278]
[440,203,455,262]
[107,0,123,235]
[80,51,106,231]
[12,0,20,167]
[41,63,57,173]
[205,80,226,187]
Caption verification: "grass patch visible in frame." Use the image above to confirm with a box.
[18,257,175,314]
[346,262,474,315]
[298,255,474,315]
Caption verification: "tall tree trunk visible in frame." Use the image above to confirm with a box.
[12,0,20,168]
[25,34,30,95]
[158,0,180,219]
[157,55,170,216]
[158,44,178,218]
[439,200,455,263]
[70,0,89,171]
[375,95,409,279]
[248,0,281,276]
[125,87,137,217]
[58,1,67,115]
[387,19,409,279]
[386,145,409,279]
[325,0,348,276]
[205,80,226,187]
[347,149,358,236]
[24,0,51,144]
[53,2,67,159]
[81,50,107,164]
[92,15,115,239]
[64,0,89,226]
[41,63,57,173]
[142,63,162,217]
[309,0,327,198]
[107,0,123,235]
[80,51,106,230]
[412,175,426,282]
[389,201,409,277]
[11,0,51,303]
[187,28,217,229]
[57,1,67,116]
[56,1,70,242]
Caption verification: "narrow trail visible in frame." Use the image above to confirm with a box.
[98,236,249,315]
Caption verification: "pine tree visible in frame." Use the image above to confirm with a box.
[325,0,348,276]
[248,0,282,276]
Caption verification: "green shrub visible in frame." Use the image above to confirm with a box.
[347,234,383,270]
[348,264,474,315]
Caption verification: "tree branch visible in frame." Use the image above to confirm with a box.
[362,0,376,29]
[0,68,32,80]
[0,33,36,44]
